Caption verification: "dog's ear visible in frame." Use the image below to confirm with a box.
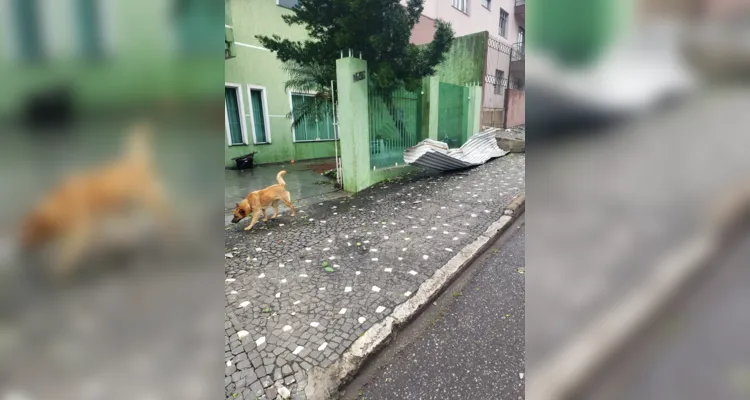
[235,203,239,207]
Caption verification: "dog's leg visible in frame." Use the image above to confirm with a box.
[244,212,261,231]
[262,208,268,223]
[53,223,90,279]
[282,192,295,216]
[271,201,279,219]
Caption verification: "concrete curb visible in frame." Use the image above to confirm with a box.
[304,192,526,400]
[528,231,722,400]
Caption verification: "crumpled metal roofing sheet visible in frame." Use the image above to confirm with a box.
[403,128,508,171]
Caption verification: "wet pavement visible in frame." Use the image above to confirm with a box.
[223,153,524,400]
[579,233,750,400]
[527,89,750,379]
[351,219,525,400]
[225,160,349,226]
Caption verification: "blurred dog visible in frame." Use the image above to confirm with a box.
[231,171,295,231]
[19,121,170,279]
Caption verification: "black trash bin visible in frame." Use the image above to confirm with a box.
[232,152,257,170]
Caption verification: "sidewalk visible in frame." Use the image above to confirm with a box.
[224,154,524,400]
[350,219,525,400]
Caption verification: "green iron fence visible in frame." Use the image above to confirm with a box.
[368,83,423,169]
[437,82,469,148]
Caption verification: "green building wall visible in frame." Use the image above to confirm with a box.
[224,0,337,167]
[0,0,221,119]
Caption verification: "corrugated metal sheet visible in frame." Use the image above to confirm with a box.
[404,128,508,171]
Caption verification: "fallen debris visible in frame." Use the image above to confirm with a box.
[403,129,508,171]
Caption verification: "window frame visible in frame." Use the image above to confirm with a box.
[481,0,491,10]
[225,83,249,146]
[289,91,338,143]
[276,0,299,9]
[452,0,469,15]
[247,84,272,144]
[499,8,509,38]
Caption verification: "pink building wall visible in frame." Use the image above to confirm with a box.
[503,88,525,128]
[405,0,524,47]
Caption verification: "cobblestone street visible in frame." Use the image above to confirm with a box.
[224,154,525,400]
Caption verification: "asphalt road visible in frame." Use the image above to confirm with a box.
[575,232,750,400]
[341,215,525,400]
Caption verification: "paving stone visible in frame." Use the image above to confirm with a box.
[265,387,277,400]
[224,155,525,400]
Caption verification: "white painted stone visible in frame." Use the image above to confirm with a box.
[370,249,378,252]
[371,258,378,261]
[402,248,407,251]
[305,260,312,263]
[279,263,285,268]
[323,247,330,251]
[519,373,524,379]
[255,335,265,346]
[224,253,233,258]
[230,290,238,295]
[283,325,292,332]
[319,287,325,291]
[409,270,418,275]
[278,386,291,399]
[299,274,308,278]
[280,279,287,284]
[358,317,366,324]
[339,308,347,314]
[445,248,453,252]
[225,278,236,283]
[426,236,433,239]
[384,268,392,273]
[345,287,352,292]
[471,214,477,218]
[318,342,327,351]
[422,255,429,260]
[372,286,381,292]
[258,273,265,279]
[356,271,361,275]
[293,300,301,305]
[239,301,250,308]
[226,360,232,367]
[293,346,304,355]
[376,306,386,313]
[310,322,320,328]
[404,291,412,297]
[305,247,311,251]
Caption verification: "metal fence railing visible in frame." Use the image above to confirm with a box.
[484,74,524,91]
[368,82,422,169]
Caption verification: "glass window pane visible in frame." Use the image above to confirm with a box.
[225,87,244,145]
[250,90,267,143]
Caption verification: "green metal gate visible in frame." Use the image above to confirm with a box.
[368,85,422,169]
[437,82,469,148]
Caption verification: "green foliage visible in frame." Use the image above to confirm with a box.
[257,0,454,96]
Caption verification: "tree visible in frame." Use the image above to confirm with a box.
[257,0,454,127]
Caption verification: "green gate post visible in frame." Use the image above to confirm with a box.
[465,84,482,141]
[423,76,440,141]
[336,56,371,193]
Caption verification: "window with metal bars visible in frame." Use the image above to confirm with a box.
[500,9,509,38]
[291,93,337,142]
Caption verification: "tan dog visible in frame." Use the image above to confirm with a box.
[231,171,295,230]
[19,121,170,278]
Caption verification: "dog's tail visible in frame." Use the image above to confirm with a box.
[276,170,287,186]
